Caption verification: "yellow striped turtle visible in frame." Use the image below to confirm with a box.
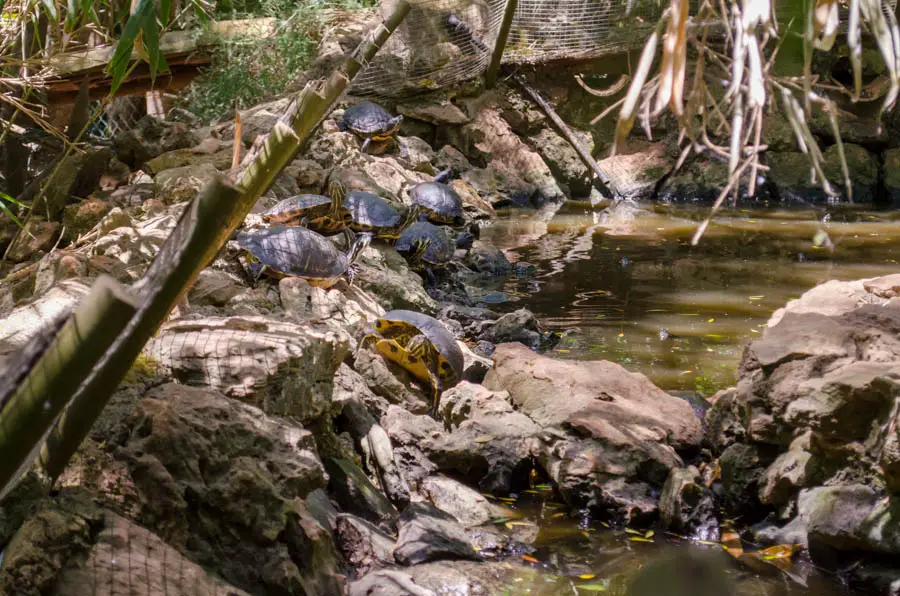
[344,190,419,240]
[340,102,403,154]
[262,194,350,233]
[360,310,464,415]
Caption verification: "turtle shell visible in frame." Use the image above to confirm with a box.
[236,226,350,280]
[263,194,341,225]
[342,102,399,136]
[373,309,464,383]
[344,191,406,234]
[409,181,464,225]
[395,221,454,267]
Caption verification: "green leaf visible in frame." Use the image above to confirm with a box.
[140,12,169,85]
[159,0,171,23]
[64,0,78,31]
[0,194,25,229]
[576,583,609,592]
[0,191,27,209]
[40,0,58,23]
[106,0,168,95]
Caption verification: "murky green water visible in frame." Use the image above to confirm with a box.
[483,202,900,395]
[477,202,899,595]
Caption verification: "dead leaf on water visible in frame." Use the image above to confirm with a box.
[579,574,596,580]
[629,536,654,543]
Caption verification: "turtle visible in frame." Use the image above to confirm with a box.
[394,221,455,273]
[408,170,465,226]
[340,102,403,154]
[235,225,371,288]
[359,309,464,415]
[344,190,420,239]
[262,194,350,233]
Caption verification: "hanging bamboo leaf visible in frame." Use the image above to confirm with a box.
[614,18,665,153]
[848,0,863,100]
[106,0,168,95]
[40,0,58,23]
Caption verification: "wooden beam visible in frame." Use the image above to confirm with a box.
[486,0,518,88]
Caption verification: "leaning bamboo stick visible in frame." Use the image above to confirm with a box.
[0,275,137,499]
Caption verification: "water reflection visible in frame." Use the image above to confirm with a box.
[482,203,900,394]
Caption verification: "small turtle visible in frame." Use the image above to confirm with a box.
[344,190,420,239]
[340,102,403,154]
[394,221,455,272]
[360,309,464,415]
[262,194,350,233]
[409,170,464,226]
[235,225,371,288]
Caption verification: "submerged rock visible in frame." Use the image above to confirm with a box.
[659,466,719,542]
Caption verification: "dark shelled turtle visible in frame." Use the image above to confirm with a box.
[360,309,464,415]
[340,102,403,154]
[236,226,371,288]
[394,221,455,271]
[409,170,464,226]
[344,190,419,239]
[262,194,350,233]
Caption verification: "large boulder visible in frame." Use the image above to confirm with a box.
[392,503,479,566]
[144,316,349,421]
[484,343,702,519]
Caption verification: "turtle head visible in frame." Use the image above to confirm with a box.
[433,168,453,184]
[402,204,422,229]
[410,237,431,266]
[348,232,373,266]
[387,115,403,134]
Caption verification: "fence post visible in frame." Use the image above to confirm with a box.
[486,0,518,88]
[0,276,137,499]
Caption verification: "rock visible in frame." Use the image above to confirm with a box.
[466,242,511,276]
[397,100,470,125]
[5,219,59,263]
[484,342,702,518]
[61,198,113,242]
[806,485,894,555]
[144,143,233,174]
[285,158,326,192]
[884,148,900,207]
[52,512,253,596]
[657,156,770,203]
[759,433,813,506]
[73,383,330,594]
[354,245,437,314]
[143,316,349,421]
[769,144,879,204]
[154,161,218,204]
[474,309,548,350]
[348,561,543,596]
[450,180,495,219]
[439,381,514,429]
[334,362,391,420]
[767,276,890,328]
[531,127,593,197]
[187,269,243,307]
[279,277,383,340]
[398,136,436,174]
[761,106,798,152]
[434,145,471,173]
[113,116,197,168]
[25,148,114,221]
[719,443,776,518]
[750,312,856,369]
[0,279,90,357]
[451,107,566,202]
[393,503,479,565]
[597,142,673,201]
[325,458,398,531]
[420,475,508,527]
[335,513,396,574]
[659,466,719,541]
[380,405,443,487]
[354,348,432,415]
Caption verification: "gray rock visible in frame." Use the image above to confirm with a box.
[188,269,243,307]
[5,218,59,263]
[397,100,470,125]
[143,316,349,422]
[768,144,878,204]
[393,503,479,565]
[335,513,396,574]
[659,466,719,542]
[420,475,509,527]
[325,458,398,531]
[466,242,511,277]
[530,127,593,197]
[597,142,673,202]
[380,406,443,487]
[474,309,547,350]
[354,245,438,314]
[348,561,544,596]
[439,381,515,429]
[759,433,813,506]
[434,145,471,173]
[719,443,775,518]
[704,387,746,453]
[154,162,218,204]
[398,136,436,174]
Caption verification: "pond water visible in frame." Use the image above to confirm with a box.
[475,202,899,595]
[482,202,900,395]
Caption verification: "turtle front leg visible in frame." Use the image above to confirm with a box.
[360,137,372,154]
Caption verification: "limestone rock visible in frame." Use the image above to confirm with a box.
[466,242,511,277]
[596,142,672,202]
[188,269,244,307]
[144,316,349,421]
[393,503,479,566]
[5,219,59,263]
[380,406,443,487]
[354,244,437,314]
[397,100,470,125]
[62,198,113,242]
[348,561,543,596]
[154,162,218,204]
[144,143,233,174]
[659,466,719,542]
[484,342,702,518]
[439,381,515,429]
[325,458,398,531]
[530,127,593,197]
[420,475,508,527]
[335,513,396,574]
[0,279,89,357]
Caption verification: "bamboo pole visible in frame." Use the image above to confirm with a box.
[39,3,411,481]
[0,276,137,500]
[486,0,518,89]
[515,74,620,200]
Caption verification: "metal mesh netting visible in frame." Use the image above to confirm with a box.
[352,0,507,97]
[503,0,661,64]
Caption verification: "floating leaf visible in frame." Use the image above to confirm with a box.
[577,583,610,592]
[722,530,744,558]
[579,573,596,580]
[629,536,654,543]
[644,530,655,538]
[522,555,540,564]
[758,544,802,559]
[490,517,513,525]
[708,318,715,323]
[625,528,643,535]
